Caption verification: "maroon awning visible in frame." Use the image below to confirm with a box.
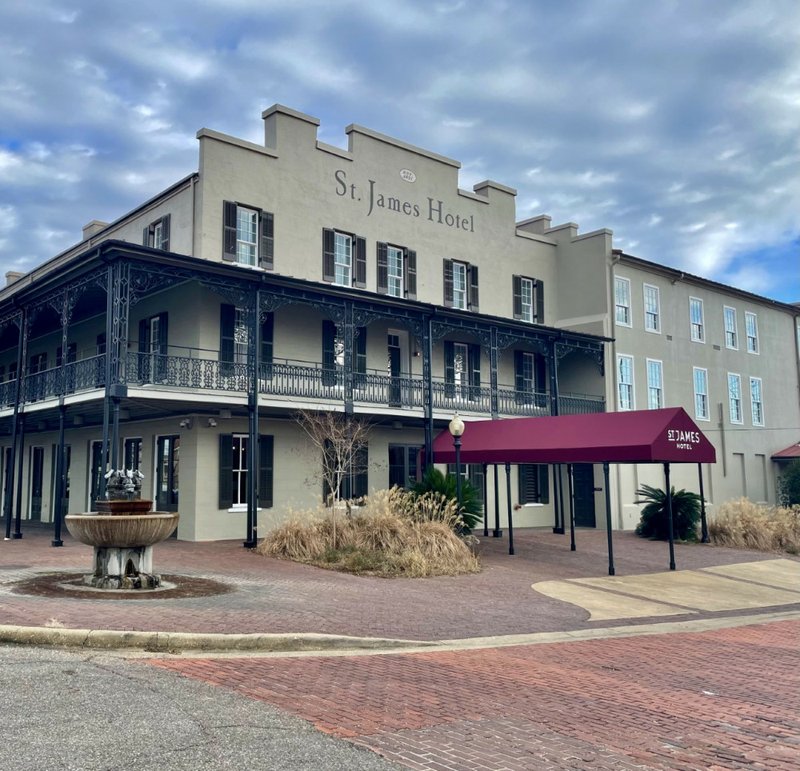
[432,407,716,465]
[772,442,800,460]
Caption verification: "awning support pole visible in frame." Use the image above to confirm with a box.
[557,463,566,534]
[665,462,676,570]
[603,462,614,576]
[552,464,561,533]
[482,463,488,537]
[505,462,514,555]
[492,464,502,537]
[567,463,576,551]
[698,463,709,543]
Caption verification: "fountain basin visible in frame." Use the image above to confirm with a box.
[65,512,179,548]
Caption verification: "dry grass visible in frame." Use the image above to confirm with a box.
[256,488,480,577]
[708,498,800,555]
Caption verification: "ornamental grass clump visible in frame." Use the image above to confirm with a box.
[256,487,480,577]
[708,498,800,554]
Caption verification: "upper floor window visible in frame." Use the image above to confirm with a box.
[617,354,634,411]
[143,214,170,251]
[223,201,274,269]
[750,377,764,426]
[646,359,663,409]
[724,306,738,349]
[728,372,742,424]
[322,228,366,288]
[513,275,544,323]
[643,284,660,332]
[443,259,478,311]
[377,243,416,299]
[745,312,759,354]
[689,297,704,342]
[614,277,631,326]
[693,367,709,421]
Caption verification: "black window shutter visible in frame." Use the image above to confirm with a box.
[355,327,367,375]
[259,211,274,270]
[218,434,233,509]
[538,465,550,503]
[220,304,235,375]
[138,318,149,381]
[535,279,545,323]
[142,226,149,246]
[512,275,522,319]
[443,260,454,307]
[259,435,274,508]
[469,343,481,399]
[514,350,524,403]
[322,320,336,385]
[468,264,480,311]
[157,312,168,354]
[354,444,368,498]
[160,214,170,251]
[444,340,455,398]
[354,236,367,288]
[322,228,335,282]
[405,249,417,299]
[376,242,388,294]
[518,464,533,503]
[223,201,237,262]
[534,353,547,393]
[260,312,274,365]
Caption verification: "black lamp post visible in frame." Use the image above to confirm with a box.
[449,412,465,509]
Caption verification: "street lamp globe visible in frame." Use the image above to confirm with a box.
[449,413,465,438]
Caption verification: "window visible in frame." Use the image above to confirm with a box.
[750,377,764,426]
[322,320,366,387]
[334,232,352,286]
[143,214,170,251]
[218,433,274,509]
[513,275,544,323]
[388,445,421,489]
[137,312,168,383]
[614,277,631,326]
[377,243,417,299]
[123,438,142,472]
[689,297,704,342]
[222,201,274,269]
[323,442,368,502]
[693,367,709,421]
[728,373,742,424]
[220,305,274,378]
[617,354,634,410]
[724,306,738,349]
[646,359,663,409]
[444,340,480,401]
[443,259,478,311]
[514,350,547,408]
[518,464,549,504]
[447,463,485,503]
[322,228,365,287]
[643,284,660,332]
[745,312,759,354]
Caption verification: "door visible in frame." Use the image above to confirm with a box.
[388,334,402,406]
[28,446,44,521]
[572,463,597,527]
[88,440,105,508]
[50,445,71,520]
[155,435,179,511]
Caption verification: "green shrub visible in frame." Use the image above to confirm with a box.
[778,459,800,506]
[635,484,701,541]
[411,467,482,532]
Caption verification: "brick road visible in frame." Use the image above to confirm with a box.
[152,619,800,770]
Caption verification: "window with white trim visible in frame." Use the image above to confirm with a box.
[646,359,663,409]
[750,377,764,426]
[615,277,631,326]
[387,246,403,298]
[689,297,704,342]
[520,277,533,322]
[334,232,352,287]
[693,367,709,421]
[728,373,742,424]
[231,434,248,506]
[236,207,258,266]
[617,354,634,410]
[644,284,660,332]
[724,306,738,349]
[745,312,759,354]
[452,261,467,310]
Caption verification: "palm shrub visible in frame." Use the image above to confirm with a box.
[411,467,483,532]
[634,484,701,541]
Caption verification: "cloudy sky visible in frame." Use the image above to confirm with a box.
[1,0,798,302]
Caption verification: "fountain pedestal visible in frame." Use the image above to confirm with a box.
[65,503,179,590]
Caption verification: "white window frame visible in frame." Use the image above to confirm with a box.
[617,354,634,411]
[231,434,249,508]
[693,367,709,421]
[689,297,705,343]
[614,276,631,327]
[724,306,738,350]
[452,261,468,310]
[235,206,258,266]
[387,245,404,298]
[646,358,663,410]
[520,277,534,323]
[750,376,764,426]
[728,372,743,424]
[745,312,759,354]
[643,284,660,333]
[334,232,352,287]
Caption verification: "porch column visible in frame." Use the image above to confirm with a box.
[245,292,260,549]
[552,463,561,533]
[51,402,67,547]
[505,461,514,555]
[101,264,113,493]
[603,462,615,575]
[489,327,499,418]
[567,463,576,551]
[422,315,433,467]
[549,338,560,416]
[3,313,23,540]
[12,415,26,539]
[343,302,355,414]
[492,464,502,537]
[482,462,488,537]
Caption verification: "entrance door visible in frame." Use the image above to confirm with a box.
[387,334,402,406]
[28,446,44,521]
[572,463,596,527]
[155,435,179,511]
[50,445,71,521]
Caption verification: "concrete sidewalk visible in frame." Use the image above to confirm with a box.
[1,526,799,651]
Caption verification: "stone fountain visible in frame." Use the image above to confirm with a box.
[65,470,179,589]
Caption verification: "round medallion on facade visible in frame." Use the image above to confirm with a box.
[399,169,416,183]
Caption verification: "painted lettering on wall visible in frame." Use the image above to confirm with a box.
[666,428,701,450]
[334,169,475,233]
